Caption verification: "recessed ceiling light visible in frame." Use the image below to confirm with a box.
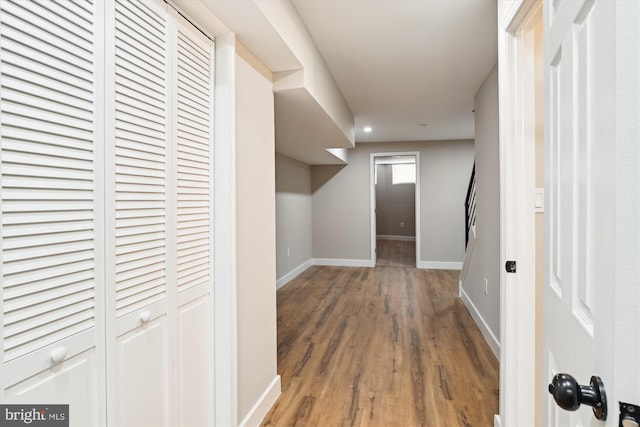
[363,126,372,133]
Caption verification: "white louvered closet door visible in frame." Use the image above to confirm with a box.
[172,9,214,426]
[0,0,215,423]
[105,2,215,426]
[0,0,104,424]
[106,0,171,425]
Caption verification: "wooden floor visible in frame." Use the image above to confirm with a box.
[376,239,415,267]
[262,266,499,427]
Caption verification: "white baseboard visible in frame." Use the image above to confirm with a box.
[494,414,501,427]
[417,261,463,270]
[276,258,390,288]
[376,235,416,242]
[239,375,281,427]
[312,258,375,268]
[276,259,313,290]
[278,258,462,273]
[459,287,500,360]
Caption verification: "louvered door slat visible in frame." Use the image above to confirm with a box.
[3,269,94,300]
[116,0,165,43]
[115,92,165,120]
[115,72,164,101]
[0,33,92,82]
[0,61,91,105]
[114,0,167,318]
[15,0,94,40]
[175,26,212,294]
[2,210,93,225]
[3,89,93,121]
[4,280,94,314]
[115,32,165,76]
[6,297,94,335]
[0,5,92,59]
[177,107,209,130]
[1,0,96,363]
[5,307,94,360]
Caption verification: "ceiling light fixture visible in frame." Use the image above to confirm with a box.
[363,126,372,133]
[419,123,428,128]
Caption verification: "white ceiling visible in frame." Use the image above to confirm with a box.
[291,0,498,143]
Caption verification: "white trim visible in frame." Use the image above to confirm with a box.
[277,258,462,270]
[494,414,501,427]
[459,225,476,286]
[212,29,239,427]
[312,258,375,268]
[370,151,421,268]
[459,287,500,360]
[276,259,313,290]
[238,375,281,427]
[376,235,416,242]
[497,0,540,425]
[417,261,462,270]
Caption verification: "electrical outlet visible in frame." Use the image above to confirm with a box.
[287,248,290,257]
[400,222,404,228]
[484,278,489,295]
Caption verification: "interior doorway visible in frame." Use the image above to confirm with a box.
[370,152,420,267]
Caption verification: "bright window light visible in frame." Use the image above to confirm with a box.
[392,163,416,184]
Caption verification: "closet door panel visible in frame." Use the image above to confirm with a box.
[172,11,214,425]
[0,0,103,419]
[115,314,169,427]
[4,348,99,427]
[107,0,171,422]
[177,293,212,426]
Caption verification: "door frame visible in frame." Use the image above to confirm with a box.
[497,0,541,425]
[369,151,421,267]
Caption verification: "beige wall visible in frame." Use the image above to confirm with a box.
[275,153,312,283]
[461,63,501,344]
[375,164,416,238]
[235,42,279,421]
[312,140,474,264]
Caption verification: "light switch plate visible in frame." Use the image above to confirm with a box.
[535,188,544,213]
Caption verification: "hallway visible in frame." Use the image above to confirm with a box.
[376,239,416,267]
[262,265,499,426]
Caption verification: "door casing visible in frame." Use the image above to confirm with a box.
[369,151,421,267]
[497,0,542,425]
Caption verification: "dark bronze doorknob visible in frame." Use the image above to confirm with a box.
[548,373,607,420]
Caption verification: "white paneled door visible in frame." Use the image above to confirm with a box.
[1,1,215,425]
[543,0,639,426]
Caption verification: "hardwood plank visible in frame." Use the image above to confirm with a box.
[263,266,499,427]
[376,239,415,267]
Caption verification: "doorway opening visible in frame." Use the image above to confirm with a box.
[370,152,420,267]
